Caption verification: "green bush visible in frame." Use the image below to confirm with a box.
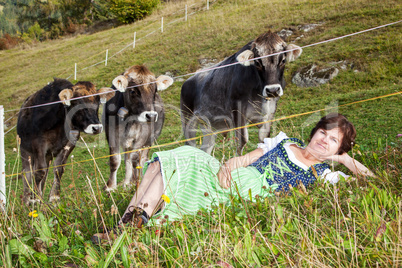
[27,22,45,41]
[109,0,160,24]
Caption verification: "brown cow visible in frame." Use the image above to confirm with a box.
[17,78,115,204]
[102,65,173,191]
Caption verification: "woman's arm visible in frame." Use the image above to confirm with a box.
[217,148,264,189]
[326,153,375,177]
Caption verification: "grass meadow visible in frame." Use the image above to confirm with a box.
[0,0,401,266]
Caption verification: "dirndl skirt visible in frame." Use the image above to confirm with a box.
[144,146,277,225]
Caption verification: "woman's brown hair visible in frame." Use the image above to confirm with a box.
[310,113,356,154]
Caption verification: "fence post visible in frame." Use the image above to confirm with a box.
[207,0,209,10]
[161,17,164,33]
[74,63,77,80]
[133,32,136,49]
[105,49,108,66]
[0,105,6,210]
[185,5,188,21]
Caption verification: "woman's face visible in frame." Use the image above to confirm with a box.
[308,128,344,158]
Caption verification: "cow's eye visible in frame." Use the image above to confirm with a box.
[255,59,263,70]
[130,89,141,97]
[279,57,286,66]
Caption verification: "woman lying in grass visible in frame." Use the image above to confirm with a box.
[92,113,374,244]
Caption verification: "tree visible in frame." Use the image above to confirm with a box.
[109,0,160,24]
[0,0,20,35]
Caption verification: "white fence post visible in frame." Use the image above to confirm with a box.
[133,32,136,48]
[207,0,209,10]
[161,17,164,33]
[105,49,108,66]
[185,5,188,21]
[74,63,77,80]
[0,105,6,209]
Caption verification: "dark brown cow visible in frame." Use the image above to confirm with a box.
[181,31,302,154]
[17,78,115,204]
[102,65,173,191]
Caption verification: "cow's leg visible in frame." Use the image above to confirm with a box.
[122,149,141,188]
[105,146,121,191]
[29,150,49,204]
[200,128,216,154]
[21,149,36,204]
[259,99,278,141]
[183,115,198,147]
[49,143,76,203]
[181,101,196,147]
[105,119,121,191]
[233,106,248,155]
[235,126,248,155]
[196,115,216,154]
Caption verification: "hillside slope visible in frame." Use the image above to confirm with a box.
[1,1,401,267]
[1,0,400,152]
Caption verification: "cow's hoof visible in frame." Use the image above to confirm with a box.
[49,196,60,203]
[119,182,133,189]
[28,198,41,204]
[103,185,116,192]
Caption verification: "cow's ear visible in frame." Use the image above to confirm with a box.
[59,89,74,106]
[155,75,174,91]
[285,44,302,62]
[112,75,128,92]
[98,87,115,104]
[236,50,255,66]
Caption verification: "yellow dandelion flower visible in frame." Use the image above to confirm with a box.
[161,194,170,204]
[136,166,142,169]
[32,213,39,218]
[28,210,37,217]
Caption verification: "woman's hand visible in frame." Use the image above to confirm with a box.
[322,152,375,177]
[217,163,232,189]
[217,148,264,189]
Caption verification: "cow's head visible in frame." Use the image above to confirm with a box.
[110,65,173,123]
[236,31,302,98]
[59,81,115,134]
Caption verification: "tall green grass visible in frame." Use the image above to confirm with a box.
[1,0,401,266]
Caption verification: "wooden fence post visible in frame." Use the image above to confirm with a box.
[0,105,6,210]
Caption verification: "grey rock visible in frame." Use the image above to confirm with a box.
[165,71,174,77]
[298,23,324,32]
[277,29,294,39]
[292,64,339,87]
[329,60,358,72]
[198,58,218,69]
[294,34,304,42]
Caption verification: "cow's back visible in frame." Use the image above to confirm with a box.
[181,43,263,118]
[17,79,72,143]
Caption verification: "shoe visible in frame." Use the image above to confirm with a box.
[91,206,149,245]
[132,207,150,228]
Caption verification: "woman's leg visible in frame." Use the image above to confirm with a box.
[119,161,164,224]
[92,161,164,244]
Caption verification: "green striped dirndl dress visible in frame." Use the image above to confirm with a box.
[143,146,277,225]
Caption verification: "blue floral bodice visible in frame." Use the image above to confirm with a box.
[249,138,330,192]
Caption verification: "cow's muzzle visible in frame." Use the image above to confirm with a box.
[84,124,103,134]
[263,84,283,98]
[138,111,159,123]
